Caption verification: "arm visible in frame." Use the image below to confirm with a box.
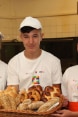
[7,59,19,91]
[52,59,62,93]
[7,85,19,92]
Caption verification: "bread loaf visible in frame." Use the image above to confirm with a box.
[38,97,60,112]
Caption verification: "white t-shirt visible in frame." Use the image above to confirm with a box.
[0,60,7,90]
[62,65,78,102]
[7,50,62,90]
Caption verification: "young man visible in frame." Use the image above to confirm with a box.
[7,16,62,91]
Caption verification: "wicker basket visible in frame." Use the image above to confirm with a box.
[0,96,64,117]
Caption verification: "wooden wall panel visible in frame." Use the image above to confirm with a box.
[0,0,77,18]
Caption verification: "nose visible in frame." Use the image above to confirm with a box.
[29,37,33,43]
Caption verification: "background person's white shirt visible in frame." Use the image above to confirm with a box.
[0,60,7,90]
[62,65,78,102]
[7,50,62,90]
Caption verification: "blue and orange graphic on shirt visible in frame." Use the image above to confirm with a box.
[32,76,40,85]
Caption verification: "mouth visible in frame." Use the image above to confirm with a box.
[28,45,35,49]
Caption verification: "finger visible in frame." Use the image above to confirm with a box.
[51,113,61,117]
[56,110,63,114]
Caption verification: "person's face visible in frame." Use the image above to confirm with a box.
[20,29,44,54]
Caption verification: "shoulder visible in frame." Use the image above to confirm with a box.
[42,50,60,62]
[0,60,7,70]
[0,60,7,66]
[65,65,78,73]
[8,51,24,64]
[63,65,78,80]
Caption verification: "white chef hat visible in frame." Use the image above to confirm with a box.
[19,16,42,30]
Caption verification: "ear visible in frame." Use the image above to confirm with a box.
[41,33,44,41]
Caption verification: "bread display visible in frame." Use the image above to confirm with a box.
[0,85,63,115]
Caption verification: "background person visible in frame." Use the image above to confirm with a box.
[7,16,62,92]
[0,32,7,90]
[52,65,78,117]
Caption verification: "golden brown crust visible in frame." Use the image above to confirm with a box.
[19,89,28,102]
[17,99,32,110]
[8,95,17,110]
[41,86,61,102]
[28,85,43,95]
[0,94,12,109]
[38,97,60,112]
[27,85,43,101]
[4,86,18,98]
[28,101,44,110]
[27,89,41,101]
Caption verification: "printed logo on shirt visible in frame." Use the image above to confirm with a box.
[39,71,44,73]
[32,76,40,85]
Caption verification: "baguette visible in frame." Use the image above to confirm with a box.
[38,97,59,112]
[28,101,44,110]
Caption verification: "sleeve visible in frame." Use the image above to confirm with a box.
[7,59,19,85]
[52,60,62,84]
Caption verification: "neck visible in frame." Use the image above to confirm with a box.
[24,49,42,59]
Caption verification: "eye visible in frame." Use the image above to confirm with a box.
[23,35,29,38]
[33,34,38,38]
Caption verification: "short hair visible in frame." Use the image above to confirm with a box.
[20,26,35,33]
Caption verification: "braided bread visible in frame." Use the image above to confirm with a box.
[27,85,42,101]
[27,89,41,101]
[28,85,43,95]
[41,86,61,102]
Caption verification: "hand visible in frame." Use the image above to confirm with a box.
[51,109,77,117]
